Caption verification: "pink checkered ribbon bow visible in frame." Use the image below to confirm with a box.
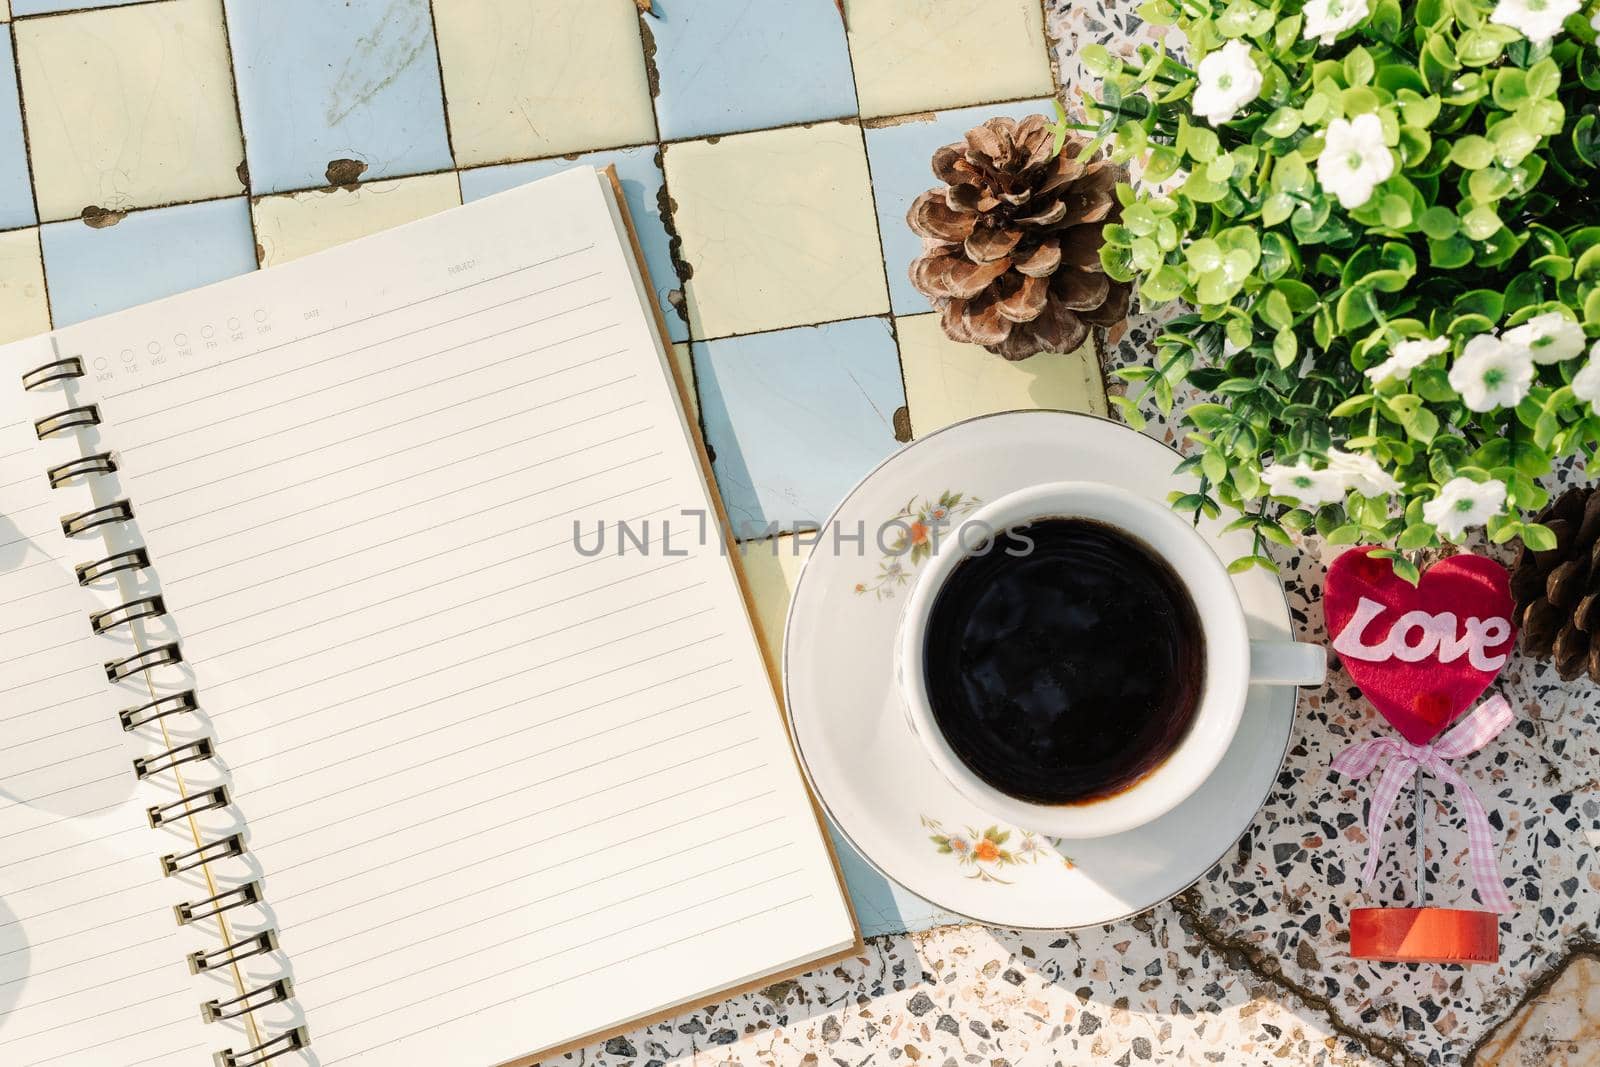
[1330,694,1514,913]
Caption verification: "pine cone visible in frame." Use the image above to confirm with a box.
[1510,485,1600,682]
[906,115,1131,362]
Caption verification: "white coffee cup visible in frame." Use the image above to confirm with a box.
[895,481,1325,839]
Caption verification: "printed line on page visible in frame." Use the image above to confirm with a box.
[245,682,740,826]
[202,556,690,694]
[213,582,706,714]
[240,661,735,806]
[253,711,754,865]
[288,812,784,950]
[138,393,646,509]
[189,516,683,658]
[299,850,799,992]
[169,479,671,605]
[96,244,595,403]
[130,346,630,483]
[271,765,771,907]
[120,301,615,450]
[321,896,814,1062]
[159,442,658,565]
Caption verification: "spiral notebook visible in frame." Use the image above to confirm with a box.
[0,166,859,1067]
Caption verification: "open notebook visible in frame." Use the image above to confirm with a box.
[0,166,858,1067]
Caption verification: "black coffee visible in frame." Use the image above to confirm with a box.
[923,517,1204,805]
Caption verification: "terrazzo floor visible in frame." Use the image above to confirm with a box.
[0,1,1594,1064]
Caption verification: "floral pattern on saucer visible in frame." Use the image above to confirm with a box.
[920,815,1076,883]
[854,491,979,599]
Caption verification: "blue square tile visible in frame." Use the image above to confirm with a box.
[40,198,258,326]
[460,148,688,343]
[864,98,1057,316]
[648,0,857,140]
[223,0,453,194]
[0,36,35,230]
[695,317,905,532]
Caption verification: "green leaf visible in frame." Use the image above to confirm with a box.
[1273,329,1298,367]
[1260,232,1295,280]
[1141,264,1188,303]
[1259,289,1293,331]
[1461,204,1501,240]
[1379,195,1412,229]
[1261,192,1295,227]
[1526,57,1561,98]
[1429,235,1474,268]
[1520,522,1558,551]
[1390,556,1422,585]
[1450,136,1495,170]
[1262,108,1302,138]
[1418,205,1458,240]
[1453,289,1504,322]
[1344,47,1376,87]
[1492,67,1528,109]
[1109,394,1146,430]
[1145,146,1181,184]
[1397,523,1436,550]
[1456,28,1504,66]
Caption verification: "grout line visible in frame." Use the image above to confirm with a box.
[835,24,910,443]
[1462,940,1600,1063]
[9,0,174,20]
[7,18,51,327]
[1168,889,1428,1067]
[423,0,458,171]
[0,91,1068,238]
[211,0,259,269]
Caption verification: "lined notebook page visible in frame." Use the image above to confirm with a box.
[0,342,236,1067]
[49,167,854,1065]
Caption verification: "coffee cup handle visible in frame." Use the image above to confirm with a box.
[1248,640,1327,687]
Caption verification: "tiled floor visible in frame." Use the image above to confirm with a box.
[3,1,1591,1064]
[0,0,1102,941]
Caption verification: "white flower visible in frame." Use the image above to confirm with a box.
[1490,0,1581,45]
[1503,311,1587,364]
[1572,341,1600,405]
[1592,8,1600,30]
[1192,40,1263,126]
[1423,477,1508,539]
[1316,114,1395,209]
[1303,0,1371,45]
[1448,333,1535,411]
[1365,336,1451,384]
[1327,448,1402,497]
[1263,461,1348,505]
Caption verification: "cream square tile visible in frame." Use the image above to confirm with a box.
[735,533,810,679]
[1,1,9,22]
[667,123,889,340]
[0,227,50,343]
[433,0,656,167]
[252,172,462,267]
[670,342,698,423]
[14,0,245,222]
[896,312,1106,437]
[844,0,1056,119]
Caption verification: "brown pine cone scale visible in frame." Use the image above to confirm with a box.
[907,115,1131,362]
[1511,485,1600,682]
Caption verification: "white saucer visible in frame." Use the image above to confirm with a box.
[782,410,1298,929]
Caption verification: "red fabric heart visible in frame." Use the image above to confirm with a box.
[1324,547,1516,745]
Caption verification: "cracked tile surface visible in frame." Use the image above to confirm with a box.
[667,121,889,340]
[13,0,245,221]
[224,0,453,194]
[432,0,656,166]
